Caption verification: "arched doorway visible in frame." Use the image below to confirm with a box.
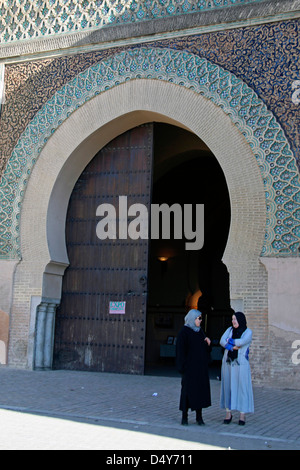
[53,122,231,374]
[16,78,268,374]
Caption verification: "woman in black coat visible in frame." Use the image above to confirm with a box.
[176,309,211,425]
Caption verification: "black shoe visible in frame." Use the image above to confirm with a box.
[238,419,246,426]
[223,414,232,424]
[181,412,188,425]
[196,417,205,425]
[196,409,204,425]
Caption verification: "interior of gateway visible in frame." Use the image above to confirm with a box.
[145,123,232,375]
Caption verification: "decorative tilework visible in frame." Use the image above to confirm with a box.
[170,20,300,174]
[1,21,299,175]
[0,47,299,259]
[0,0,265,44]
[0,64,4,112]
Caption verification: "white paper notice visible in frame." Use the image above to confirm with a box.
[109,301,126,314]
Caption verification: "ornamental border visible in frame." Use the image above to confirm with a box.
[0,46,299,259]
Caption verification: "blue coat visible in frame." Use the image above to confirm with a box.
[220,327,254,413]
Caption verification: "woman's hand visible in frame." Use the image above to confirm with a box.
[226,338,239,350]
[204,337,211,346]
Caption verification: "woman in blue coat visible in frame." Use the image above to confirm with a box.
[220,311,254,425]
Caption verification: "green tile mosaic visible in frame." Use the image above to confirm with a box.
[0,47,299,259]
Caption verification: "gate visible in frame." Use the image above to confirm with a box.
[53,124,153,373]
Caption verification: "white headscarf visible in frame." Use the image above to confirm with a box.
[184,309,201,333]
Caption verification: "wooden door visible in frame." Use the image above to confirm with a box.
[53,124,153,374]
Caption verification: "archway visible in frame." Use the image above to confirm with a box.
[12,77,268,370]
[50,120,232,374]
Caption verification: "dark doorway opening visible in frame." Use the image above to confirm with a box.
[145,123,232,377]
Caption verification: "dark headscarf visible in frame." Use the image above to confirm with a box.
[232,312,247,339]
[227,311,247,362]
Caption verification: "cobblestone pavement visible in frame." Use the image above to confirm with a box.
[0,367,299,450]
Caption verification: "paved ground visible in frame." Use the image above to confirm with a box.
[0,366,299,451]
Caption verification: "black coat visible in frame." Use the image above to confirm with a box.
[176,326,211,411]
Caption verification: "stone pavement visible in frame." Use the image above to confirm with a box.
[0,366,299,451]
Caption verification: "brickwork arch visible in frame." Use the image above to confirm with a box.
[11,78,268,370]
[21,76,266,284]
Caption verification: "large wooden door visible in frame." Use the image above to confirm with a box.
[53,124,153,374]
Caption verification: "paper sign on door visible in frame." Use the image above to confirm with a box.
[109,301,126,314]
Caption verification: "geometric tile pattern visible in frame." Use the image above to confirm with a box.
[0,47,299,259]
[0,0,264,44]
[0,64,4,107]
